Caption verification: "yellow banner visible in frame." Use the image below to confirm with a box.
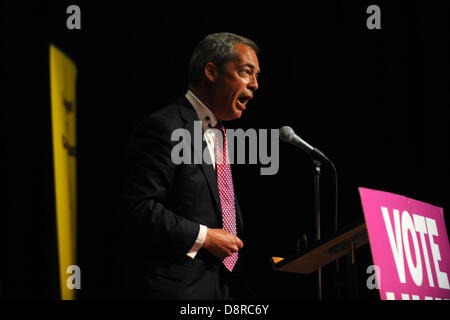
[49,44,77,300]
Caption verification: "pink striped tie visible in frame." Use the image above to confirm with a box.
[215,123,238,271]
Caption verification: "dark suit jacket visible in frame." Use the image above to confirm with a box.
[119,96,246,299]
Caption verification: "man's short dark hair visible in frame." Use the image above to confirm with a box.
[188,32,259,85]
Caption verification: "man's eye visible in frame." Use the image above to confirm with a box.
[241,69,251,75]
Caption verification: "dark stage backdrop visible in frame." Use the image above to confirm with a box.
[2,1,449,299]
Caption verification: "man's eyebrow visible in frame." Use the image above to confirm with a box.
[242,63,261,74]
[242,63,255,69]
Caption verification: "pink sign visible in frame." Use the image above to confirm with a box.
[359,187,450,300]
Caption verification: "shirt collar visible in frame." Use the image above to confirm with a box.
[185,90,218,132]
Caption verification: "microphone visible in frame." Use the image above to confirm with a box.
[279,126,330,163]
[280,125,339,235]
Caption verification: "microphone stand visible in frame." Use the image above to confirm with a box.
[313,159,322,300]
[279,128,340,299]
[313,156,338,301]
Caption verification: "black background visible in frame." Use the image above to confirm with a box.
[2,0,449,300]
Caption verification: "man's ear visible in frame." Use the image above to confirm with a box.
[204,62,219,83]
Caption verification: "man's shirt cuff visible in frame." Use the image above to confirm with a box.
[186,224,207,259]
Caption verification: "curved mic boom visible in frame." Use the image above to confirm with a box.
[280,126,330,162]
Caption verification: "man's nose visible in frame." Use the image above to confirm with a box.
[248,75,259,92]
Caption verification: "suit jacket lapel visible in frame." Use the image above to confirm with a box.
[178,97,223,220]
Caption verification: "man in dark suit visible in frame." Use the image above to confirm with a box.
[120,33,260,299]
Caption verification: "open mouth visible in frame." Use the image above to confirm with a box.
[236,96,252,110]
[238,97,247,104]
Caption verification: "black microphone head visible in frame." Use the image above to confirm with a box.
[280,126,294,143]
[280,125,314,154]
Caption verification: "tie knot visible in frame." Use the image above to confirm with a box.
[215,121,225,133]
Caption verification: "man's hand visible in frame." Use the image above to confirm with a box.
[203,228,243,259]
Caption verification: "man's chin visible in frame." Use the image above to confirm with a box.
[232,105,245,119]
[231,110,243,120]
[216,104,244,121]
[220,110,242,121]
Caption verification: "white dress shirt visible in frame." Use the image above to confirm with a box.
[184,90,220,259]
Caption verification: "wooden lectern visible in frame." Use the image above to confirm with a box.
[271,221,369,275]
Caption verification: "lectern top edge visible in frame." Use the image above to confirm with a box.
[271,219,368,274]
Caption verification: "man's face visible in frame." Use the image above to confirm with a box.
[209,43,260,121]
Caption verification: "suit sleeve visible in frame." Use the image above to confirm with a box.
[120,115,199,261]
